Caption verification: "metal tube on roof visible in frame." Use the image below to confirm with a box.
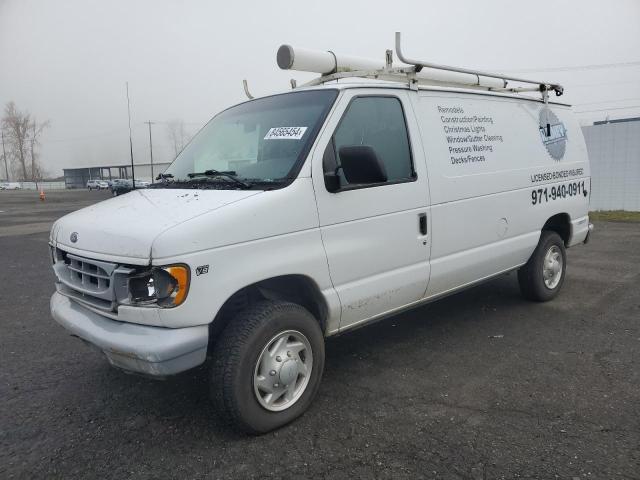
[277,44,504,89]
[394,32,562,94]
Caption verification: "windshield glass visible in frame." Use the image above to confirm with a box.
[162,89,338,188]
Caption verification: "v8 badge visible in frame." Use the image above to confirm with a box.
[195,265,209,276]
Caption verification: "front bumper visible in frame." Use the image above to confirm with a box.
[50,292,208,376]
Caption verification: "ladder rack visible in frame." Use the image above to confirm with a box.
[277,32,563,102]
[393,32,563,97]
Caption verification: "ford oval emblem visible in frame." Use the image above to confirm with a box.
[70,232,78,243]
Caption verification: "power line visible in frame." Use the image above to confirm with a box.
[574,97,640,106]
[569,79,640,88]
[152,120,203,126]
[500,60,640,74]
[39,120,204,145]
[574,105,640,114]
[42,126,132,144]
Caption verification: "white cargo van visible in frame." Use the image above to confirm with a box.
[49,34,592,433]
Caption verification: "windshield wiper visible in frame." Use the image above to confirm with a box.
[156,173,174,180]
[186,169,251,189]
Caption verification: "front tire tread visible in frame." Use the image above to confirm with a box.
[210,300,324,434]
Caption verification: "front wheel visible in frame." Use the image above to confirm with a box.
[518,231,567,302]
[210,300,325,434]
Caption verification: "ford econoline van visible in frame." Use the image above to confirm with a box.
[50,37,592,433]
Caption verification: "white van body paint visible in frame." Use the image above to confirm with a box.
[49,82,591,376]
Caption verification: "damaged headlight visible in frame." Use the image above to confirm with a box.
[128,265,190,307]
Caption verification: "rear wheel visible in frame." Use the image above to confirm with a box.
[518,231,566,302]
[210,300,325,434]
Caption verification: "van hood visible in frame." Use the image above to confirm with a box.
[51,189,261,263]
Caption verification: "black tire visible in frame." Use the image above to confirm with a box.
[518,231,567,302]
[112,190,118,197]
[210,300,325,434]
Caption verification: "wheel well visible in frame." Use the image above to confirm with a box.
[207,275,328,354]
[542,213,571,246]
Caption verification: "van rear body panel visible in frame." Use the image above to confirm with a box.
[408,90,589,297]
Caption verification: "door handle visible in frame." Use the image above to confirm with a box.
[418,213,427,235]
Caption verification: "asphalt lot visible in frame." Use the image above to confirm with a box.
[1,189,639,479]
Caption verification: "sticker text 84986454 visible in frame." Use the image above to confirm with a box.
[531,180,586,205]
[263,127,307,140]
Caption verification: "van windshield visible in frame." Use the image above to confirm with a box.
[158,89,338,189]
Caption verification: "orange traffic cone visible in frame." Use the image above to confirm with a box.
[39,189,45,201]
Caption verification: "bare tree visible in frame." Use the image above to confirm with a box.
[166,119,191,159]
[29,117,50,181]
[2,102,30,180]
[1,102,49,181]
[1,130,9,181]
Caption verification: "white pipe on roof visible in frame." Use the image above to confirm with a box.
[277,45,384,75]
[276,44,506,89]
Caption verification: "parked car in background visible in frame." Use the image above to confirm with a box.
[110,179,150,196]
[87,180,109,190]
[110,178,131,196]
[0,182,22,190]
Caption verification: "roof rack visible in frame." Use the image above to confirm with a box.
[276,32,563,103]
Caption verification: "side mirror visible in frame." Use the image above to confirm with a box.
[338,145,387,185]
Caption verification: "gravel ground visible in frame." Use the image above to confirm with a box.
[1,190,639,479]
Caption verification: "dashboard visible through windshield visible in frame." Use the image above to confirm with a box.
[157,89,339,190]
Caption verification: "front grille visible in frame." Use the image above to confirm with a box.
[52,248,133,311]
[65,254,112,295]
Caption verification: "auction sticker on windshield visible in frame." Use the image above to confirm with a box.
[264,126,307,140]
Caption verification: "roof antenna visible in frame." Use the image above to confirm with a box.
[242,79,254,99]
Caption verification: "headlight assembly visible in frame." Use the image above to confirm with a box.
[128,265,190,308]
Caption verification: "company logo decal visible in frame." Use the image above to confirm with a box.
[70,232,78,243]
[539,108,567,161]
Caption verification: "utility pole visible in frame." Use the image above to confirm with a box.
[144,121,155,181]
[126,82,135,187]
[31,122,38,191]
[1,130,8,181]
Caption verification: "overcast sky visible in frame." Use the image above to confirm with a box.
[1,0,639,177]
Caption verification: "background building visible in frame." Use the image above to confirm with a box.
[63,162,171,189]
[582,117,640,211]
